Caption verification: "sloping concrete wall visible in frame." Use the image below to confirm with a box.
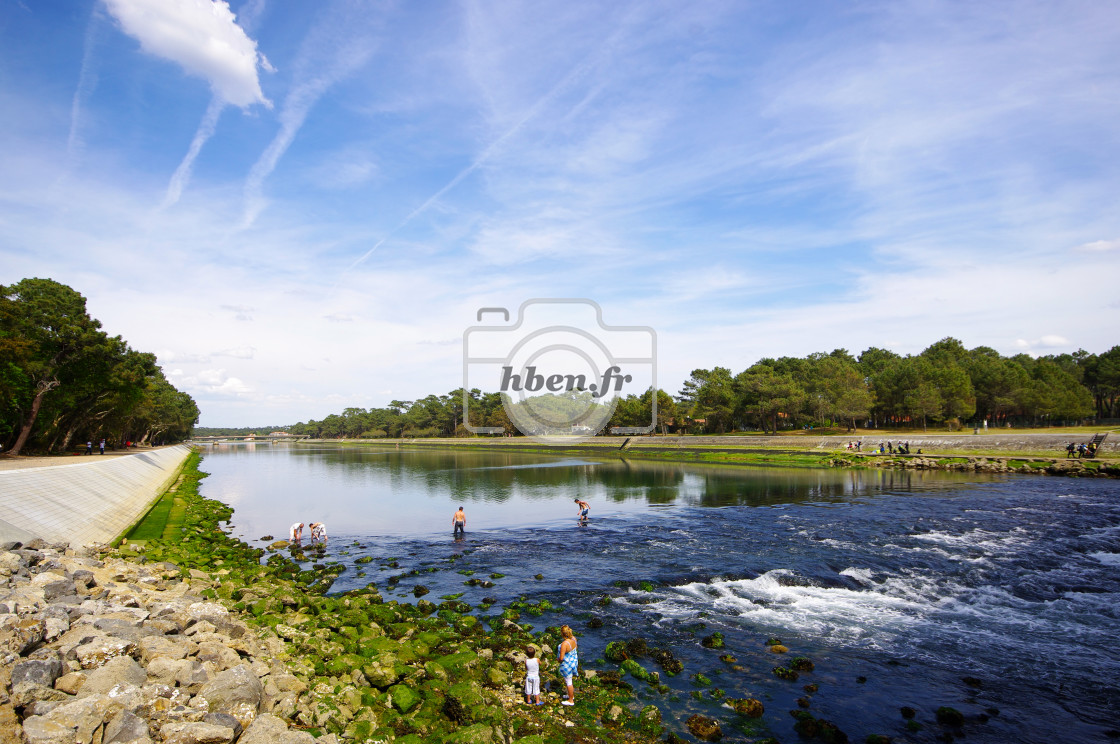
[0,445,191,547]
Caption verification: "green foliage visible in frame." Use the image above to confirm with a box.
[0,278,197,454]
[284,337,1110,438]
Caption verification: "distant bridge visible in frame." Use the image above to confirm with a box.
[190,434,311,445]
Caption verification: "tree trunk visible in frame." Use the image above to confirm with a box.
[9,379,59,456]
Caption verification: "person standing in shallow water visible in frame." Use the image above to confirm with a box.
[557,625,578,705]
[574,498,590,524]
[452,506,466,536]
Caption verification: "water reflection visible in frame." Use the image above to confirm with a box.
[199,445,997,541]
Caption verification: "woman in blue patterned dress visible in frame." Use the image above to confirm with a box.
[557,625,578,706]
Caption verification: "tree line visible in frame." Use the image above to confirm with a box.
[285,338,1120,438]
[0,278,199,455]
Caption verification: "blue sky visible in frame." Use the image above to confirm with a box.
[2,0,1118,427]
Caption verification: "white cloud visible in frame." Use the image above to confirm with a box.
[220,304,254,321]
[190,368,255,396]
[103,0,270,108]
[213,346,256,359]
[1075,238,1120,253]
[156,349,212,364]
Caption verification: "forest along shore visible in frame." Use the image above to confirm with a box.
[0,452,670,744]
[292,433,1120,478]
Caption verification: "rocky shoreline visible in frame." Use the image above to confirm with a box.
[838,453,1120,477]
[1,539,318,744]
[0,453,665,744]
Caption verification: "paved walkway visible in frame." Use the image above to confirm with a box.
[0,450,139,471]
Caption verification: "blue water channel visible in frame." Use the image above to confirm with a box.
[198,443,1120,743]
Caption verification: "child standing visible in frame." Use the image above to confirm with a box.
[524,647,541,705]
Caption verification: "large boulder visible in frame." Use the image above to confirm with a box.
[11,658,63,689]
[159,720,237,744]
[74,637,137,669]
[78,656,146,698]
[102,708,150,743]
[138,635,195,663]
[238,713,316,744]
[198,665,263,728]
[23,694,119,744]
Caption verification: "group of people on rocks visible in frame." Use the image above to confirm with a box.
[845,440,918,454]
[1066,441,1098,458]
[288,521,327,544]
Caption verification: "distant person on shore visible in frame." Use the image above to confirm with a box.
[574,498,590,524]
[524,647,542,705]
[289,522,304,543]
[309,522,327,543]
[85,441,93,455]
[1066,442,1076,458]
[99,439,105,455]
[557,625,578,706]
[452,506,466,536]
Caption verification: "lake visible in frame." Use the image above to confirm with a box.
[198,443,1120,743]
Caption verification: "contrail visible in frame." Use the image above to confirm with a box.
[162,96,225,208]
[341,59,595,277]
[67,5,102,160]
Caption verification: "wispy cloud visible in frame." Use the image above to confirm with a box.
[240,5,382,227]
[161,96,225,208]
[1075,238,1120,253]
[67,5,102,161]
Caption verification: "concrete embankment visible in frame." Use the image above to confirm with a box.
[0,446,192,547]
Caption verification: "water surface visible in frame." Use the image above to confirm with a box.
[199,443,1120,743]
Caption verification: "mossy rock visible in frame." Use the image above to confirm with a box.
[605,641,630,663]
[701,632,725,649]
[361,653,404,688]
[687,713,722,742]
[388,682,420,712]
[690,672,712,687]
[936,706,964,726]
[773,666,799,681]
[621,659,659,684]
[768,644,789,654]
[650,648,683,676]
[791,657,815,672]
[730,698,764,718]
[436,651,479,674]
[324,653,365,677]
[638,704,663,736]
[445,724,495,744]
[449,680,486,709]
[486,667,509,688]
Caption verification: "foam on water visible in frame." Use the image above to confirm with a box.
[1089,551,1120,567]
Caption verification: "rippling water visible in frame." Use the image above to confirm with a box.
[199,444,1120,743]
